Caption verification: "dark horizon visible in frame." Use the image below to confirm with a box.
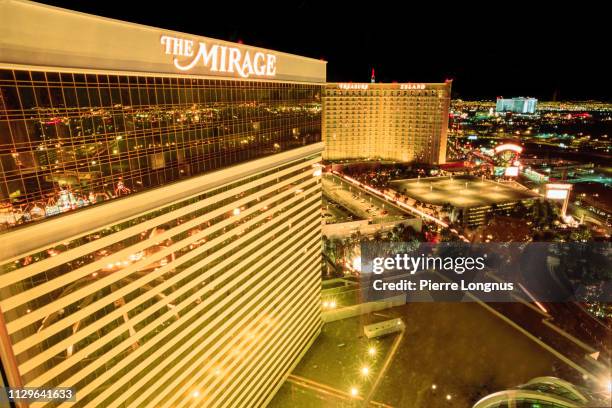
[37,0,610,101]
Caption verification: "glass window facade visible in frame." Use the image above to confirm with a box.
[0,69,322,232]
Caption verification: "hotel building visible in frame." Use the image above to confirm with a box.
[0,1,325,407]
[495,96,538,114]
[323,81,452,164]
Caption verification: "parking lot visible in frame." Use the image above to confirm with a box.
[323,174,405,224]
[322,196,361,224]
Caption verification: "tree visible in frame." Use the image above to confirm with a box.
[441,202,453,214]
[569,225,592,242]
[531,199,559,229]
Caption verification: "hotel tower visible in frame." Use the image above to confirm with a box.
[0,1,325,407]
[323,82,452,164]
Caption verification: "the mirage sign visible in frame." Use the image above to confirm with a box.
[160,35,277,78]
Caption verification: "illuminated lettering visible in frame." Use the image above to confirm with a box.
[338,83,369,90]
[254,52,266,75]
[228,48,241,73]
[184,40,194,57]
[219,46,227,72]
[161,35,277,78]
[160,36,173,54]
[266,54,277,76]
[241,50,254,77]
[400,83,426,90]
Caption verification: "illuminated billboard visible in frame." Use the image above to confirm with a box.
[546,189,569,199]
[545,183,572,201]
[505,166,519,177]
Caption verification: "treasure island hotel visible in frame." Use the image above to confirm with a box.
[324,82,451,164]
[0,1,325,407]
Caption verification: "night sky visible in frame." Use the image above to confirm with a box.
[39,1,610,101]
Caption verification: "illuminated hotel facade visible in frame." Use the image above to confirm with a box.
[0,1,325,407]
[323,81,452,164]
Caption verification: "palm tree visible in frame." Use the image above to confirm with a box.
[441,202,453,214]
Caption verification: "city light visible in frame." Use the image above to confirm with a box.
[350,387,359,397]
[233,208,241,216]
[368,346,377,357]
[360,366,370,376]
[322,300,337,309]
[352,256,361,272]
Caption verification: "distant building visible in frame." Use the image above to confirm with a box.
[323,81,452,164]
[496,97,538,114]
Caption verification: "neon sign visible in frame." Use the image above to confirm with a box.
[494,143,523,154]
[161,35,277,78]
[338,83,369,90]
[400,83,426,90]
